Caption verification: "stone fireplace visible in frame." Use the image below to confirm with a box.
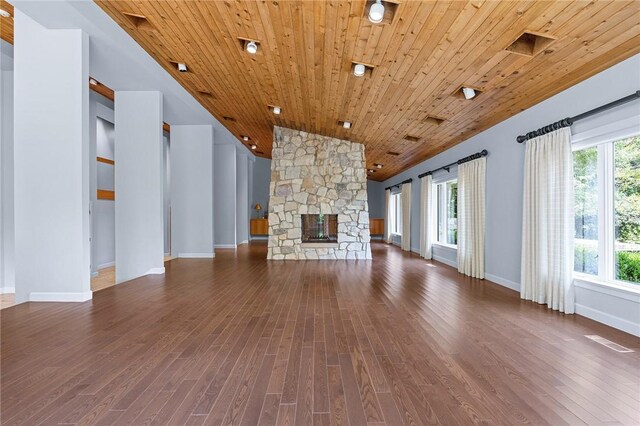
[267,126,372,260]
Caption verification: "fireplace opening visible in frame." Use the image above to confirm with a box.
[301,214,338,243]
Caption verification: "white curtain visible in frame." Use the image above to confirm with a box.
[384,189,392,244]
[521,128,575,314]
[419,175,433,259]
[457,158,486,278]
[401,182,411,251]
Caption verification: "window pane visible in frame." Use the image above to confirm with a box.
[614,136,640,284]
[573,147,599,275]
[446,182,457,245]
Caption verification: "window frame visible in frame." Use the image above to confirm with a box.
[390,192,402,236]
[433,178,458,249]
[572,133,640,291]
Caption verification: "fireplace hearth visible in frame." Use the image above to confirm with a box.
[301,214,337,243]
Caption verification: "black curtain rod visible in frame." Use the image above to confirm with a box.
[516,90,640,143]
[385,178,413,192]
[417,150,488,179]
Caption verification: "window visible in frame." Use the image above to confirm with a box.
[434,179,458,246]
[573,135,640,286]
[390,192,402,235]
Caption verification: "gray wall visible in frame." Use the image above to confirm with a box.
[366,180,384,219]
[252,157,271,219]
[379,53,640,334]
[235,153,249,244]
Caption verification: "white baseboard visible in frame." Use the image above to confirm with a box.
[485,273,520,292]
[178,253,215,258]
[145,267,165,275]
[432,254,457,269]
[0,286,15,294]
[98,261,115,270]
[215,244,237,249]
[238,240,248,245]
[91,271,99,278]
[575,303,640,337]
[29,291,92,302]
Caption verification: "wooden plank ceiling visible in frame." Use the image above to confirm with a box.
[80,2,640,179]
[0,0,13,44]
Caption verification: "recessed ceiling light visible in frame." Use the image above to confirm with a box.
[246,41,258,54]
[89,78,98,86]
[251,144,257,150]
[353,63,366,77]
[375,163,383,169]
[462,87,476,100]
[272,106,281,115]
[0,9,11,18]
[369,0,385,24]
[342,121,352,129]
[177,63,188,72]
[242,136,250,141]
[368,169,375,173]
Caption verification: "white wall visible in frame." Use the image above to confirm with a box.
[236,153,249,244]
[14,10,91,302]
[1,66,14,293]
[214,144,237,248]
[170,125,214,258]
[114,91,165,283]
[380,54,640,335]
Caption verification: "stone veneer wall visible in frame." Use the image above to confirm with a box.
[267,126,372,260]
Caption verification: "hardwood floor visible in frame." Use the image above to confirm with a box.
[1,242,638,425]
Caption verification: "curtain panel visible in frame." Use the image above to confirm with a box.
[521,128,575,314]
[384,189,391,244]
[419,175,433,259]
[457,157,486,278]
[401,182,411,251]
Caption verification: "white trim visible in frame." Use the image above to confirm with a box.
[29,291,93,302]
[178,253,215,258]
[485,273,520,292]
[0,287,16,294]
[238,240,249,245]
[145,267,165,275]
[575,303,640,337]
[215,244,237,249]
[432,242,457,251]
[97,261,115,270]
[572,116,640,150]
[91,271,99,278]
[432,254,457,268]
[574,276,640,302]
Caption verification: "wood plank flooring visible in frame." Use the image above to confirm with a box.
[1,242,639,425]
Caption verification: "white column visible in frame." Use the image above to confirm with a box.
[170,125,214,258]
[214,144,237,248]
[13,11,91,302]
[114,91,164,283]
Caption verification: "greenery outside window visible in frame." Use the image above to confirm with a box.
[573,135,639,286]
[434,179,458,247]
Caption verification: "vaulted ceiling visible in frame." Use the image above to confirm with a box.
[48,2,640,179]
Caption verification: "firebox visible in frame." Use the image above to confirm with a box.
[301,214,338,243]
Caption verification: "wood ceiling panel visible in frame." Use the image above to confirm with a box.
[94,0,640,180]
[0,0,13,44]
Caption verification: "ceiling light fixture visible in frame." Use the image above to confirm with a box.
[353,63,366,77]
[246,41,258,54]
[89,78,98,86]
[0,9,11,18]
[376,163,383,169]
[272,106,281,115]
[251,144,257,150]
[243,136,250,141]
[369,0,385,24]
[368,169,375,173]
[177,63,188,72]
[462,87,476,100]
[342,121,352,129]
